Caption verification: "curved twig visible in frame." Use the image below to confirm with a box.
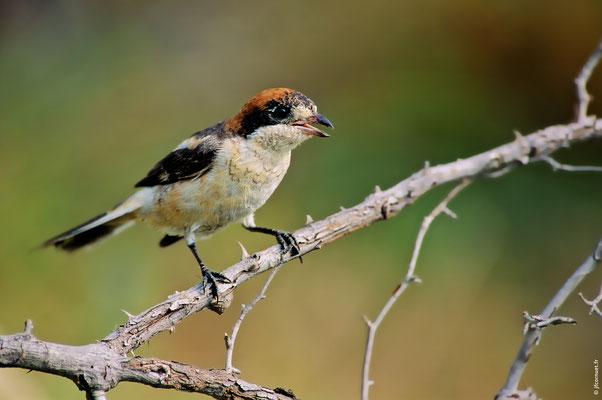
[361,179,471,400]
[495,238,602,400]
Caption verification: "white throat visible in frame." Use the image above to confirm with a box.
[247,124,311,153]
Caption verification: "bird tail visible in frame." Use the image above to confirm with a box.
[41,190,149,252]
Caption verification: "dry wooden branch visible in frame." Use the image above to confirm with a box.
[575,38,602,122]
[1,38,602,399]
[0,324,299,400]
[100,116,602,359]
[361,179,470,400]
[495,238,602,400]
[579,283,602,317]
[1,116,601,399]
[225,262,283,374]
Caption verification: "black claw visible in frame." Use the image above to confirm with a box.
[275,231,303,263]
[201,266,230,301]
[245,226,302,263]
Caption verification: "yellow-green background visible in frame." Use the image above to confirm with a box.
[1,1,601,399]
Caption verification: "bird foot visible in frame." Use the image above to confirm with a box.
[245,226,303,262]
[271,229,303,263]
[201,267,231,301]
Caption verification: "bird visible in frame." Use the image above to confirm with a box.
[42,88,333,300]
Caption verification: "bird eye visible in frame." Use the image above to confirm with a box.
[271,105,290,120]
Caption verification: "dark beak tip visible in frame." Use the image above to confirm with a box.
[316,114,334,130]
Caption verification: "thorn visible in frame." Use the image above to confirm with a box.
[122,309,134,319]
[374,185,382,193]
[424,160,430,169]
[306,214,314,224]
[443,207,457,219]
[340,205,346,211]
[237,241,250,260]
[23,319,33,334]
[169,326,175,334]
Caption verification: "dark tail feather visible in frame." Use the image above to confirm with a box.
[42,211,136,252]
[42,190,148,252]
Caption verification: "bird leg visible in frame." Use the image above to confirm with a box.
[185,238,229,301]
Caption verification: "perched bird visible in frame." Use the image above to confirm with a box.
[42,88,333,298]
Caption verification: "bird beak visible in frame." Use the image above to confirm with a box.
[293,113,334,137]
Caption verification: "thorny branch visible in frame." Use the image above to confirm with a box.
[495,238,602,400]
[360,179,470,400]
[521,312,576,333]
[575,38,602,122]
[1,39,602,399]
[578,283,602,317]
[225,254,283,374]
[98,116,602,358]
[494,40,602,400]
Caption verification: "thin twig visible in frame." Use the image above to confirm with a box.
[495,237,602,400]
[539,155,602,172]
[578,283,602,317]
[575,38,602,122]
[521,312,576,333]
[225,263,283,374]
[360,179,471,400]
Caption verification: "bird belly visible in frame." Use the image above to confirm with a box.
[141,143,290,238]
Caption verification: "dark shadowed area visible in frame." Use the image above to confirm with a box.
[1,1,601,399]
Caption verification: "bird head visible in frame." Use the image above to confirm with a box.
[226,88,334,152]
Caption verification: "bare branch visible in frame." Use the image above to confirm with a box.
[0,329,299,400]
[225,263,283,374]
[3,45,602,397]
[1,118,600,400]
[361,179,471,400]
[495,237,602,400]
[98,117,602,358]
[579,283,602,317]
[575,38,602,122]
[521,312,576,333]
[539,155,602,172]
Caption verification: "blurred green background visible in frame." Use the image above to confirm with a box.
[1,1,601,399]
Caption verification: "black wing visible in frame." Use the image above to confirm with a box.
[134,123,225,187]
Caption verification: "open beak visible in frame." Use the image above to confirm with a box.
[293,113,334,137]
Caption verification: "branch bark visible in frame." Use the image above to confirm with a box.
[0,326,299,400]
[495,238,602,400]
[225,261,283,374]
[579,283,602,317]
[1,41,602,399]
[101,116,602,358]
[361,179,470,400]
